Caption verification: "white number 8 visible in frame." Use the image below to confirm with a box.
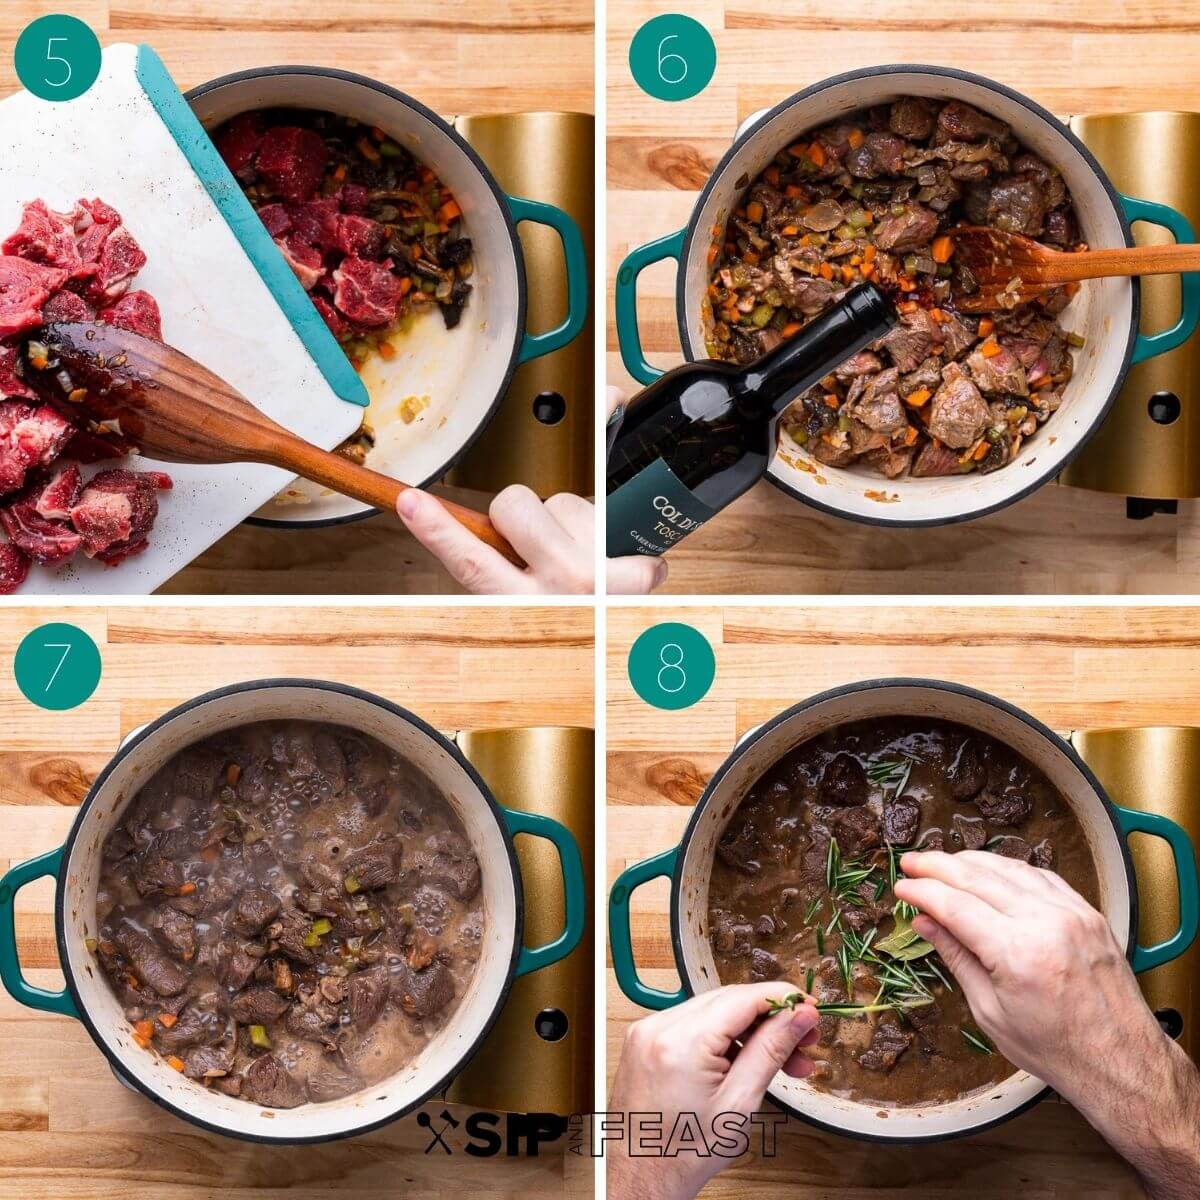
[45,37,72,88]
[657,34,687,85]
[657,642,687,694]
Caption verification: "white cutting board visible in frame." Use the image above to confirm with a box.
[0,43,368,594]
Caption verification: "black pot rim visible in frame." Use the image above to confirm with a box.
[53,677,525,1145]
[185,65,526,530]
[667,676,1136,1143]
[673,63,1141,529]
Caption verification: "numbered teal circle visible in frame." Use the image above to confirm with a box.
[628,622,716,711]
[14,623,102,711]
[628,14,716,102]
[14,14,102,101]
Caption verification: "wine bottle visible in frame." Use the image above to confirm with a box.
[606,283,897,558]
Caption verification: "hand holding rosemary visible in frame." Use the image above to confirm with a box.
[763,756,994,1056]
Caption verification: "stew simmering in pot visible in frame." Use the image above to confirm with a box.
[91,720,483,1107]
[708,717,1100,1104]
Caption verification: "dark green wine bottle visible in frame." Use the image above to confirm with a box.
[607,283,897,557]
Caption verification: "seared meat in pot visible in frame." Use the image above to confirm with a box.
[705,98,1086,479]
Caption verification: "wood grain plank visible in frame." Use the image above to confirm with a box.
[605,605,1193,1194]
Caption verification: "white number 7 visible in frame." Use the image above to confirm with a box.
[43,642,72,691]
[45,37,72,88]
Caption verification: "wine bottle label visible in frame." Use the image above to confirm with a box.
[607,458,718,557]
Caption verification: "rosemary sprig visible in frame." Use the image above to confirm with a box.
[961,1028,995,1055]
[766,991,936,1017]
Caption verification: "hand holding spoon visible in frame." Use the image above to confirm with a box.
[950,224,1200,312]
[19,322,524,566]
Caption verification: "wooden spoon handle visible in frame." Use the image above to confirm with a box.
[261,434,525,567]
[1045,242,1200,284]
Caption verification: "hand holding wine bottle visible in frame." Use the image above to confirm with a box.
[606,284,897,558]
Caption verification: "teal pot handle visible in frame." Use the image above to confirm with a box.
[502,807,586,976]
[505,195,589,364]
[1120,193,1200,364]
[609,846,687,1010]
[0,846,79,1018]
[1114,805,1200,972]
[615,228,686,385]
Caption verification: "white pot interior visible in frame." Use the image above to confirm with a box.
[63,685,518,1141]
[674,683,1132,1140]
[680,69,1135,524]
[189,72,522,522]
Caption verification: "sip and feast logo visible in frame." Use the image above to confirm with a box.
[416,1110,783,1159]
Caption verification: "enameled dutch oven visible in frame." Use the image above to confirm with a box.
[0,679,585,1144]
[609,679,1200,1142]
[186,67,589,528]
[615,66,1200,527]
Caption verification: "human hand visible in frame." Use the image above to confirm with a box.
[896,850,1200,1200]
[606,385,667,596]
[396,485,594,594]
[894,849,1150,1097]
[608,983,819,1200]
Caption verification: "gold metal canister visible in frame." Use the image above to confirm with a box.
[1063,112,1200,498]
[448,726,595,1113]
[1072,726,1200,1061]
[448,113,595,498]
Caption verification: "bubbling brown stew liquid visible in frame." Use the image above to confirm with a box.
[708,717,1100,1105]
[92,721,483,1107]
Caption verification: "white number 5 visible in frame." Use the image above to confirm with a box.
[44,37,72,88]
[657,35,687,85]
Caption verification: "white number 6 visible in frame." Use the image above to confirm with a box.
[44,37,72,88]
[657,34,687,85]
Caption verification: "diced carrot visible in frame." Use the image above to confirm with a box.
[764,166,781,187]
[897,276,916,292]
[399,276,413,296]
[863,244,877,263]
[177,881,196,896]
[331,164,347,186]
[847,127,864,150]
[980,338,1002,358]
[711,224,721,237]
[806,142,827,168]
[707,243,719,265]
[904,388,932,407]
[785,185,802,199]
[818,262,833,280]
[133,1033,151,1050]
[200,845,219,863]
[419,166,434,184]
[904,425,918,445]
[799,234,812,246]
[978,318,995,336]
[930,235,954,263]
[371,125,387,142]
[133,1019,154,1041]
[356,136,381,163]
[781,225,799,236]
[823,393,840,409]
[860,264,875,280]
[166,1055,186,1073]
[841,265,854,283]
[898,300,918,314]
[403,179,420,193]
[437,199,462,225]
[225,762,241,786]
[746,200,764,224]
[787,143,806,159]
[973,441,989,460]
[930,307,948,323]
[781,322,802,337]
[743,251,760,267]
[378,339,397,361]
[158,1013,178,1028]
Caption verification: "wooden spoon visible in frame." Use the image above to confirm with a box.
[949,224,1200,313]
[19,323,524,566]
